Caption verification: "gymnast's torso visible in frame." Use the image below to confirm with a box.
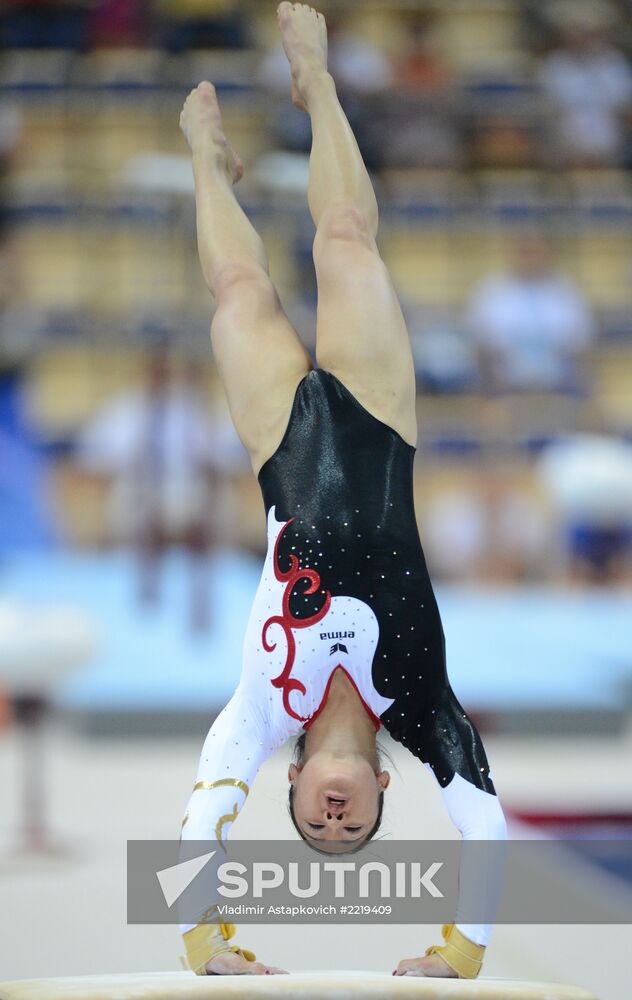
[242,367,493,792]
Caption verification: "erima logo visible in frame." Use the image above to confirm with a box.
[330,643,348,655]
[320,631,355,639]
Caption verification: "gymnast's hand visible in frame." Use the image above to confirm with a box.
[205,952,288,976]
[393,954,458,978]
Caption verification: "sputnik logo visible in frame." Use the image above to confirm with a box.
[156,851,216,907]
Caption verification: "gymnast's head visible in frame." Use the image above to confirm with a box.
[288,731,391,853]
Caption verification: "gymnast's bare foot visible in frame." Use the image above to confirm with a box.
[393,954,459,978]
[179,81,244,184]
[277,1,328,111]
[205,951,288,976]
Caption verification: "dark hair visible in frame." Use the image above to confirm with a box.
[288,733,385,853]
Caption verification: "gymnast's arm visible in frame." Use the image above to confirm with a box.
[423,760,508,971]
[178,683,285,975]
[395,687,507,978]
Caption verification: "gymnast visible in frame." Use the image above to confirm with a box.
[178,1,507,979]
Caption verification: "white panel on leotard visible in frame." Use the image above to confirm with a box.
[241,506,394,730]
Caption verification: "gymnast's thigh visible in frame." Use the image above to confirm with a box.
[312,209,417,448]
[210,262,312,476]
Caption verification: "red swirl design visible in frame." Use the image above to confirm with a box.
[262,517,331,721]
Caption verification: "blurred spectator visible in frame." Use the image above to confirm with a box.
[538,0,632,167]
[0,101,23,238]
[377,18,459,170]
[393,15,450,93]
[74,349,243,630]
[423,467,548,582]
[0,102,22,167]
[0,360,57,554]
[402,298,478,393]
[0,303,56,555]
[154,0,247,51]
[88,0,147,48]
[475,466,549,581]
[537,434,632,584]
[423,485,487,580]
[412,325,478,392]
[465,232,595,394]
[0,0,91,50]
[0,99,55,554]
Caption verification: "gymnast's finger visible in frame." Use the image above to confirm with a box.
[393,957,424,976]
[250,961,288,975]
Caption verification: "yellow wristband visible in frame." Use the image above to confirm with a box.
[425,923,485,979]
[182,922,256,975]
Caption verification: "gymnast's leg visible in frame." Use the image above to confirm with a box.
[180,82,312,477]
[277,6,487,980]
[277,1,417,446]
[178,82,302,977]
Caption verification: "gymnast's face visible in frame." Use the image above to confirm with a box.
[288,752,390,851]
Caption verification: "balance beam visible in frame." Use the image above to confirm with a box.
[0,972,599,1000]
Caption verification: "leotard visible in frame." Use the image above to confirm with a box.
[181,368,507,947]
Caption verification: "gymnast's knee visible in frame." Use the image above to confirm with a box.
[313,203,377,262]
[212,260,276,309]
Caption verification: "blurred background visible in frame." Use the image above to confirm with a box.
[0,0,631,997]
